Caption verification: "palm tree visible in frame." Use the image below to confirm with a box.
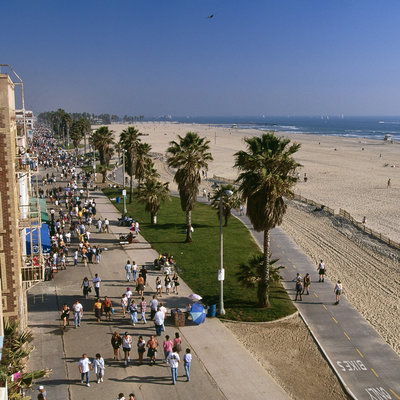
[62,112,72,148]
[138,178,170,224]
[135,142,152,188]
[167,132,213,242]
[120,126,143,203]
[236,254,285,289]
[90,126,115,182]
[143,159,160,180]
[210,183,241,226]
[234,132,301,307]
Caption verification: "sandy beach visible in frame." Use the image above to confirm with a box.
[102,122,400,398]
[108,122,400,243]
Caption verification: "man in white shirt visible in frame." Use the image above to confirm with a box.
[149,295,158,320]
[72,300,83,328]
[154,306,164,336]
[166,348,180,385]
[159,302,167,331]
[93,274,101,298]
[104,218,110,233]
[125,261,132,282]
[78,353,92,386]
[97,219,102,233]
[132,261,137,281]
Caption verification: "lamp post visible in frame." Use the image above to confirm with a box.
[122,150,127,215]
[218,188,233,316]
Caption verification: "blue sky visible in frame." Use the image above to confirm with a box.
[2,0,400,116]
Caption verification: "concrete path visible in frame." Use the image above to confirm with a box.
[232,209,400,400]
[27,184,289,399]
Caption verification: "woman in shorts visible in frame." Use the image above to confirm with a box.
[164,274,172,295]
[60,303,70,329]
[111,331,122,360]
[334,280,343,305]
[137,336,146,365]
[172,273,180,295]
[155,276,162,297]
[122,332,132,365]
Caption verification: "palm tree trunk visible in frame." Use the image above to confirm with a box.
[151,214,157,224]
[258,229,271,307]
[129,174,133,203]
[185,210,192,242]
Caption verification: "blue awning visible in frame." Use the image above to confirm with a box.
[26,223,51,255]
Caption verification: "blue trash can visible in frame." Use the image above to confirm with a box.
[207,304,217,317]
[116,197,121,203]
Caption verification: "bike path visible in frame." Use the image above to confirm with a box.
[234,210,400,400]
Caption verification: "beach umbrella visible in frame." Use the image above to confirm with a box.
[190,303,206,325]
[188,293,202,301]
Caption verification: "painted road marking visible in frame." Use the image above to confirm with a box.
[288,258,291,262]
[371,368,379,378]
[337,360,367,372]
[322,305,327,310]
[332,316,338,324]
[344,331,351,341]
[292,265,296,269]
[356,348,364,358]
[390,389,400,399]
[314,292,318,298]
[365,387,394,399]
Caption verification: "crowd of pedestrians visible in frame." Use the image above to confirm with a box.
[31,125,193,396]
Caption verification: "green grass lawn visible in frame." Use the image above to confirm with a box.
[103,188,296,322]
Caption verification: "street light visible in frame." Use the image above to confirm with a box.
[122,149,127,215]
[218,188,233,316]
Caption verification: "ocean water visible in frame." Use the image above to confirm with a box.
[170,116,400,141]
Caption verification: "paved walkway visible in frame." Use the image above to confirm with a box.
[27,184,289,399]
[232,209,400,400]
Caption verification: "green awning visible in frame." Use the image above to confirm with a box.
[30,198,49,223]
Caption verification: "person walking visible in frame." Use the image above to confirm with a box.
[155,276,162,297]
[172,273,180,294]
[72,300,83,328]
[163,335,173,362]
[125,260,132,282]
[82,277,90,298]
[103,296,113,321]
[334,280,343,305]
[317,259,326,282]
[154,306,164,336]
[302,273,311,295]
[183,348,192,382]
[117,393,125,400]
[96,245,102,264]
[93,353,105,383]
[93,273,101,298]
[97,218,102,233]
[128,394,136,400]
[37,385,47,400]
[60,304,70,329]
[78,353,92,386]
[104,217,110,233]
[174,332,182,355]
[149,295,158,320]
[122,332,133,366]
[93,298,103,323]
[295,279,303,301]
[128,300,138,326]
[136,274,145,297]
[166,347,180,385]
[137,336,146,365]
[132,261,138,282]
[121,293,129,317]
[111,331,122,361]
[146,335,158,365]
[164,274,172,295]
[139,297,147,324]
